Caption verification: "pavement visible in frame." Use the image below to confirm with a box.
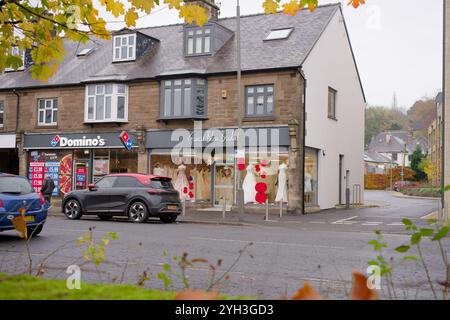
[1,190,447,300]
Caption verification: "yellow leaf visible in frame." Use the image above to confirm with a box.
[179,5,208,26]
[282,0,301,16]
[105,0,125,17]
[12,215,27,239]
[164,0,182,10]
[291,282,323,300]
[125,8,139,27]
[263,0,278,14]
[102,238,110,246]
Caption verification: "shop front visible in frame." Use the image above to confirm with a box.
[146,126,291,207]
[0,133,18,174]
[23,132,138,197]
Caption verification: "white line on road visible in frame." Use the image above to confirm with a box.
[331,216,358,225]
[189,237,345,250]
[308,221,326,224]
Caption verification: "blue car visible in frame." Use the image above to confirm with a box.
[0,173,48,237]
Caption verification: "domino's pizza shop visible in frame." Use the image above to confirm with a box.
[23,132,138,197]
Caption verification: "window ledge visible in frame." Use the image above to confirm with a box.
[328,116,338,122]
[35,125,58,130]
[157,116,208,122]
[243,116,276,122]
[84,120,128,126]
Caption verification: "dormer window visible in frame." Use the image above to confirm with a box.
[113,34,136,62]
[264,28,294,41]
[186,27,211,56]
[5,47,25,71]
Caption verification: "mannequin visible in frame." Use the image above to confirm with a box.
[304,168,312,193]
[275,161,288,203]
[175,161,189,201]
[242,164,257,204]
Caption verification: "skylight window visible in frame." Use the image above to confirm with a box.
[264,28,294,41]
[77,48,94,57]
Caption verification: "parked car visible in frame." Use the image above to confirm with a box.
[62,174,181,223]
[0,173,47,236]
[393,180,418,192]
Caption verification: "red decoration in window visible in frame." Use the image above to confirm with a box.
[183,187,188,194]
[261,172,266,179]
[255,192,267,204]
[255,164,261,172]
[189,183,194,190]
[255,182,267,193]
[188,192,194,199]
[261,160,267,167]
[238,163,246,171]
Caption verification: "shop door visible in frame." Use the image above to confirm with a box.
[73,160,90,191]
[213,163,235,207]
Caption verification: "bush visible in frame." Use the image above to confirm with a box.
[365,173,389,190]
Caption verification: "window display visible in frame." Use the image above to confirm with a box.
[304,147,318,207]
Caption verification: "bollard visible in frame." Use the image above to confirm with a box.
[265,198,269,221]
[182,198,186,216]
[279,201,283,219]
[345,188,350,210]
[222,192,226,220]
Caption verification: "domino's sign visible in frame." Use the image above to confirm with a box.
[50,134,106,148]
[120,131,133,151]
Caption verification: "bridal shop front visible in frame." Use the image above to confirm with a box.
[145,126,292,207]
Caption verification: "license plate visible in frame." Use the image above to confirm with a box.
[24,216,35,222]
[167,205,178,210]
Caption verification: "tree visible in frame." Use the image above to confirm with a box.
[0,0,365,80]
[410,146,427,181]
[420,158,437,184]
[365,106,409,147]
[407,97,437,135]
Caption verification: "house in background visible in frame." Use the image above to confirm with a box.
[364,151,392,174]
[368,131,428,167]
[428,92,443,185]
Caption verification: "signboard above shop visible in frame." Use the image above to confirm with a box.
[24,132,138,150]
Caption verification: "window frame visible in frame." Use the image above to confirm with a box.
[264,27,294,41]
[160,78,208,120]
[112,34,137,62]
[84,83,128,123]
[37,98,58,126]
[0,101,4,128]
[244,84,275,118]
[185,27,212,56]
[328,87,337,120]
[5,47,25,72]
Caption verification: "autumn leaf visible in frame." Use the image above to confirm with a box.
[282,0,301,16]
[263,0,279,14]
[348,0,366,9]
[351,271,378,300]
[291,282,323,300]
[105,0,125,17]
[125,8,139,27]
[175,289,219,300]
[12,208,28,239]
[164,0,182,10]
[179,5,208,27]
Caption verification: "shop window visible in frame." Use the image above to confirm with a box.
[304,147,318,207]
[245,85,274,117]
[37,99,58,126]
[328,87,337,120]
[113,34,136,62]
[160,79,207,119]
[186,27,212,56]
[85,84,128,123]
[0,101,4,127]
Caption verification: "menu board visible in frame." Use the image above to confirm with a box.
[75,165,88,189]
[44,162,60,196]
[29,162,45,193]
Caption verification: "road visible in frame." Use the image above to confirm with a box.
[0,191,447,299]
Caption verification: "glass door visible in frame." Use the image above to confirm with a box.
[73,160,90,190]
[213,163,235,207]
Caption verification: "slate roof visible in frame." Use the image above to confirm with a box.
[0,3,340,90]
[368,131,428,154]
[364,151,392,164]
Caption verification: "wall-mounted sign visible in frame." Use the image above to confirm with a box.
[120,131,133,151]
[24,132,138,150]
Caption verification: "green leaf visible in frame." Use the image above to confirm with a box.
[419,228,434,237]
[426,218,438,225]
[395,245,410,253]
[411,233,422,245]
[368,260,379,266]
[404,255,419,261]
[402,218,412,226]
[432,226,449,241]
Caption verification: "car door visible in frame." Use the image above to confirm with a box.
[108,176,142,212]
[83,176,117,212]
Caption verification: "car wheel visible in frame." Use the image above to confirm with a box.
[97,214,112,221]
[27,224,43,237]
[64,199,83,220]
[160,216,177,223]
[128,201,149,223]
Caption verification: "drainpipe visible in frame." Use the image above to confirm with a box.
[441,0,446,220]
[298,67,307,214]
[13,89,20,132]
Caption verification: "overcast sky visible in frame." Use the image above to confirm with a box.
[99,0,443,109]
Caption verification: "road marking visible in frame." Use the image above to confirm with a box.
[331,216,358,225]
[309,221,326,224]
[189,237,345,250]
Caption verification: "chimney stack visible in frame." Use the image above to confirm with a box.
[185,0,220,21]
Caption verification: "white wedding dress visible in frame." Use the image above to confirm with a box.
[175,164,189,201]
[242,164,257,204]
[275,163,288,202]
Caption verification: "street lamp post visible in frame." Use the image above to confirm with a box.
[236,0,245,221]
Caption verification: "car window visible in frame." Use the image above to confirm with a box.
[150,178,174,190]
[95,176,117,188]
[114,176,142,188]
[0,177,34,195]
